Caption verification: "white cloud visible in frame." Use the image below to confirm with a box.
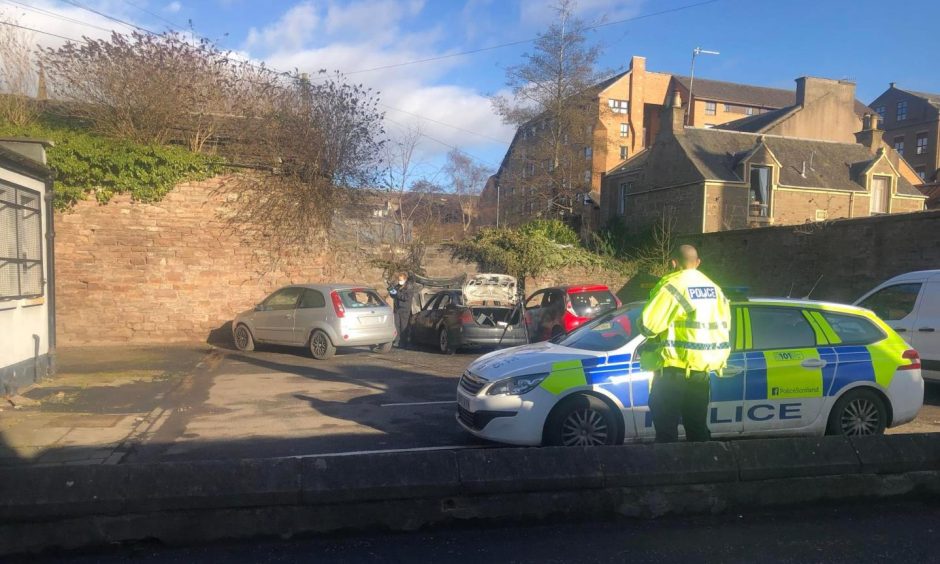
[245,2,319,52]
[519,0,645,28]
[0,1,140,49]
[165,1,182,13]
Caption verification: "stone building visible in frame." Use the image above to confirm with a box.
[869,84,940,183]
[600,87,926,235]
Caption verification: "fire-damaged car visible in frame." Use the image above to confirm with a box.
[409,274,528,354]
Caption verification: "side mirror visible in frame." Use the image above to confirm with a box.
[254,303,264,311]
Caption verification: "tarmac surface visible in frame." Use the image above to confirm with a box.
[2,342,939,465]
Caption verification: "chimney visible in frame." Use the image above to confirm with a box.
[855,112,882,151]
[795,76,856,108]
[629,55,646,73]
[669,89,684,134]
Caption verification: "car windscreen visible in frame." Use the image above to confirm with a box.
[555,308,638,352]
[338,289,387,308]
[568,290,617,318]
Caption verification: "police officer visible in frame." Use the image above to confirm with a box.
[639,245,731,443]
[390,272,414,348]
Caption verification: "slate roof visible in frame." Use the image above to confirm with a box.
[613,128,923,197]
[898,88,940,109]
[672,75,794,108]
[713,106,800,133]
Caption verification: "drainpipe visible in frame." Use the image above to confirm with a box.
[43,178,56,376]
[849,192,855,219]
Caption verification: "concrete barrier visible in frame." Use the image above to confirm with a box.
[1,434,939,555]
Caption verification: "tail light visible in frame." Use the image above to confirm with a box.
[460,309,474,325]
[565,296,577,317]
[899,349,921,371]
[330,291,345,318]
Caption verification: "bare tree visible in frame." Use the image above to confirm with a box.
[383,127,430,244]
[42,31,247,149]
[491,0,605,217]
[0,15,39,127]
[443,148,490,232]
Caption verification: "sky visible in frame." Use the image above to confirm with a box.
[3,0,940,183]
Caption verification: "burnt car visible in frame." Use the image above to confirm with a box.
[409,274,527,354]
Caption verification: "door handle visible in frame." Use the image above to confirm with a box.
[894,328,908,333]
[801,358,827,369]
[918,327,936,332]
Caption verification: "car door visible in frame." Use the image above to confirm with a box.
[909,281,940,380]
[740,306,830,434]
[856,281,924,340]
[293,289,327,344]
[413,293,442,344]
[254,287,304,343]
[523,290,545,340]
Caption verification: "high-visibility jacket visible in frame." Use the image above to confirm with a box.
[639,269,731,374]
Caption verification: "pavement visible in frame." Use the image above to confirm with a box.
[40,499,940,563]
[2,342,939,466]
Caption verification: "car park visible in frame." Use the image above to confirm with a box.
[456,298,923,446]
[855,270,940,382]
[523,284,620,342]
[410,274,527,353]
[232,284,395,359]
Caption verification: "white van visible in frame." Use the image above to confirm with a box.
[855,270,940,382]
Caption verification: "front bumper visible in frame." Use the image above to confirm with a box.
[455,384,555,446]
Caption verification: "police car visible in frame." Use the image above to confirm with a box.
[456,298,923,446]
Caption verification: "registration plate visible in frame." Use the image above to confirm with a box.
[457,394,471,411]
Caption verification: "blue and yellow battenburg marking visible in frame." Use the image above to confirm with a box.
[538,344,902,408]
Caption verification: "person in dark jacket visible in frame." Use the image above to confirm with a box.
[390,272,414,348]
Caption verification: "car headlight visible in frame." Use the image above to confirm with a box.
[486,373,548,396]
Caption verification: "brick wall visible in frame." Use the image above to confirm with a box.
[55,177,393,345]
[687,210,940,303]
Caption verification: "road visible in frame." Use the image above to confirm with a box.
[52,499,940,563]
[121,342,940,463]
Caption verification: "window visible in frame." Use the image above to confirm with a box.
[704,101,716,116]
[875,105,886,121]
[583,170,591,183]
[422,292,443,311]
[336,289,384,309]
[870,175,890,214]
[748,307,817,350]
[619,146,628,160]
[619,123,629,138]
[897,100,908,121]
[916,166,927,181]
[0,183,43,300]
[617,182,631,215]
[815,209,828,222]
[745,107,756,116]
[437,294,452,309]
[894,136,905,156]
[608,99,629,114]
[858,283,921,321]
[916,132,929,155]
[299,289,326,309]
[568,290,617,317]
[556,309,639,352]
[263,287,304,310]
[819,312,885,345]
[525,291,545,310]
[724,104,732,112]
[748,165,772,217]
[584,146,592,159]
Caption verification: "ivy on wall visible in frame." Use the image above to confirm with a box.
[0,122,222,209]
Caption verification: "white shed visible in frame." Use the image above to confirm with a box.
[0,138,55,395]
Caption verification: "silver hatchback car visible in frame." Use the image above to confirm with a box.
[232,284,396,359]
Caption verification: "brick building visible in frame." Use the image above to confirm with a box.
[485,55,872,234]
[869,84,940,183]
[600,86,926,235]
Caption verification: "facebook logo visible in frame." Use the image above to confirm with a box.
[772,387,780,396]
[688,287,717,300]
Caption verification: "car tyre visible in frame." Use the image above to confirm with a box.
[544,394,621,447]
[826,388,888,436]
[372,342,393,354]
[309,330,336,360]
[233,324,255,352]
[439,327,456,355]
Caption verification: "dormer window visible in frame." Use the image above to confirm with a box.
[870,175,890,214]
[749,165,772,218]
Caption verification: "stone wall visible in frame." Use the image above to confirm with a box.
[687,209,940,303]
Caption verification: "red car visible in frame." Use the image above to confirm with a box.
[523,284,621,342]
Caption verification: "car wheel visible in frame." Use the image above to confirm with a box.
[544,394,620,447]
[827,388,888,436]
[309,330,336,360]
[439,327,456,355]
[233,324,255,352]
[372,342,393,354]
